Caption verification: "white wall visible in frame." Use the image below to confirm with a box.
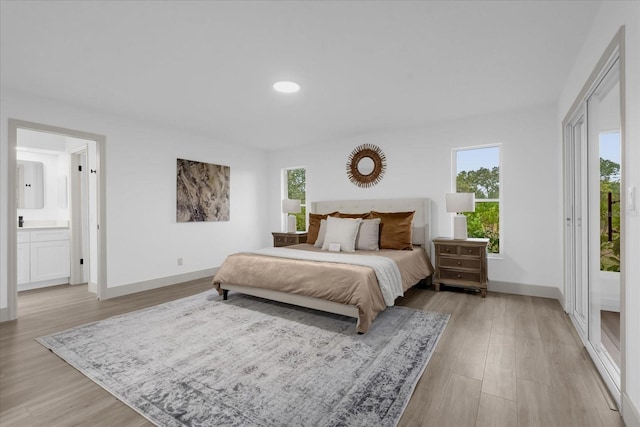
[1,89,270,314]
[17,128,67,151]
[558,2,640,425]
[268,104,563,296]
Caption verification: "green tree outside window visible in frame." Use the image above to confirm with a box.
[455,147,500,253]
[600,157,620,272]
[287,168,306,231]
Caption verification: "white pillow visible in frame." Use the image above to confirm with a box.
[356,218,381,251]
[321,217,362,252]
[313,219,328,248]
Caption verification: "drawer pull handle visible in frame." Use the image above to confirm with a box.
[445,249,451,252]
[468,249,473,253]
[457,274,462,278]
[457,262,462,265]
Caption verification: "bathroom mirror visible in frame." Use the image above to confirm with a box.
[17,160,44,209]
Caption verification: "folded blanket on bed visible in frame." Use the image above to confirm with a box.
[246,247,403,306]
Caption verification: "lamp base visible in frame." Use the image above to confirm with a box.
[453,214,468,240]
[287,215,297,233]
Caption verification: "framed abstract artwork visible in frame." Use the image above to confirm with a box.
[176,158,230,222]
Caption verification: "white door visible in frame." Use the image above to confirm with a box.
[565,108,588,340]
[586,59,622,381]
[69,148,92,286]
[564,54,622,404]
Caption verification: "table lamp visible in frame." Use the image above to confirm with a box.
[282,199,301,233]
[446,193,475,239]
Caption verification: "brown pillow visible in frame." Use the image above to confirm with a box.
[368,211,415,250]
[338,212,370,219]
[307,212,339,244]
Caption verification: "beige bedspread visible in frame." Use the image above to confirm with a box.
[212,244,434,333]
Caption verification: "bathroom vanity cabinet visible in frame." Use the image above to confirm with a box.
[18,228,71,291]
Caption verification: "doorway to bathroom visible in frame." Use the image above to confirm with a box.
[7,119,107,320]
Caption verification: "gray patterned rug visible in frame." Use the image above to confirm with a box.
[37,291,449,427]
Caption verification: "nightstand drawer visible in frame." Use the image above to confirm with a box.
[274,235,300,246]
[440,270,481,283]
[272,232,308,247]
[284,235,300,245]
[436,244,482,257]
[439,257,481,270]
[459,246,482,257]
[436,245,456,256]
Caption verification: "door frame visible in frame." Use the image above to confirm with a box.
[562,26,626,407]
[7,119,107,320]
[563,106,588,340]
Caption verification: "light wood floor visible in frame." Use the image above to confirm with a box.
[0,281,624,427]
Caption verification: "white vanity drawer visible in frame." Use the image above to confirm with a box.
[17,231,31,243]
[30,229,70,242]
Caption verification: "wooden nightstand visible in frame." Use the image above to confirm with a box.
[432,237,489,298]
[272,231,308,247]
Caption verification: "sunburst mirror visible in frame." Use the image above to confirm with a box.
[346,144,387,188]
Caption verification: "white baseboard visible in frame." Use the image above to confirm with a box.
[103,268,219,300]
[18,278,69,292]
[488,280,562,301]
[0,306,10,322]
[623,392,640,427]
[88,281,97,293]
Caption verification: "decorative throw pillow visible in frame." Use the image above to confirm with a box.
[321,217,363,252]
[369,211,415,250]
[313,219,328,248]
[355,218,381,251]
[338,212,370,219]
[307,212,339,244]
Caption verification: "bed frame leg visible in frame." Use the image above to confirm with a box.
[223,289,229,300]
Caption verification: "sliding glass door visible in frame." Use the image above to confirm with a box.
[587,60,621,381]
[564,108,588,340]
[564,51,622,404]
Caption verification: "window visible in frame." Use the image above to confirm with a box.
[599,131,621,272]
[283,167,306,231]
[454,145,501,254]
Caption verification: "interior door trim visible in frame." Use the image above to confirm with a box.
[7,119,107,320]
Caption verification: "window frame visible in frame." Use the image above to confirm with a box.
[281,166,307,232]
[452,143,503,257]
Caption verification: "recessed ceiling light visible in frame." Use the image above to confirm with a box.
[273,81,300,94]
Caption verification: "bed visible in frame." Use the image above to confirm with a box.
[212,198,434,333]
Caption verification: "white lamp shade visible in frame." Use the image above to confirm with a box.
[282,199,301,214]
[446,193,475,213]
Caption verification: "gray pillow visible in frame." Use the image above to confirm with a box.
[313,219,328,248]
[356,218,381,251]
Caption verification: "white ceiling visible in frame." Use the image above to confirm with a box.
[1,1,601,150]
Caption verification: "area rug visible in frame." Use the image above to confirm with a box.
[36,291,449,427]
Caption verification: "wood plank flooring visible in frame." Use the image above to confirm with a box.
[0,281,624,426]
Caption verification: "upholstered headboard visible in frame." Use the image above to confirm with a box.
[310,198,432,256]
